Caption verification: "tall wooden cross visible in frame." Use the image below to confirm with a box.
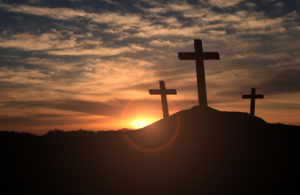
[149,81,177,119]
[242,88,264,116]
[178,39,220,108]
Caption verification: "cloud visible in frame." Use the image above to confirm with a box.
[245,2,256,8]
[0,3,86,20]
[0,3,144,27]
[0,32,77,51]
[215,69,300,97]
[100,0,120,6]
[139,0,193,13]
[1,2,296,42]
[48,44,146,56]
[134,25,202,38]
[258,69,300,95]
[208,0,243,8]
[0,31,146,56]
[2,99,117,116]
[0,66,48,84]
[167,1,193,12]
[149,39,185,48]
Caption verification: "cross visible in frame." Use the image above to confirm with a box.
[149,81,177,119]
[178,39,220,108]
[242,88,264,116]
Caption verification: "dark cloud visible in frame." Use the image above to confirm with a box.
[0,81,30,88]
[263,101,300,110]
[3,99,118,116]
[0,113,70,127]
[259,69,300,95]
[216,69,300,97]
[1,97,198,116]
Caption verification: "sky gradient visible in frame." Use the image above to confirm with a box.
[0,0,299,134]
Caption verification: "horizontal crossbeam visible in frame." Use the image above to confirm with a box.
[149,89,177,95]
[242,95,251,99]
[242,95,264,99]
[149,89,161,95]
[165,89,177,94]
[178,52,220,60]
[255,95,264,99]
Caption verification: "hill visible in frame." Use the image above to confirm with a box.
[0,106,299,194]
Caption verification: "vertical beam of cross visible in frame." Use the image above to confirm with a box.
[149,81,177,119]
[178,39,220,108]
[242,88,264,116]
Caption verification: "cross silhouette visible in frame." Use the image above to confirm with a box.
[242,88,264,116]
[178,39,220,108]
[149,81,177,119]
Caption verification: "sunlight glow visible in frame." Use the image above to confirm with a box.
[130,119,151,129]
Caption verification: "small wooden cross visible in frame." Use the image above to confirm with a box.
[149,81,177,119]
[242,88,264,116]
[178,39,220,108]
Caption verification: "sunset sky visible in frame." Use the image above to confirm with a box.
[0,0,299,134]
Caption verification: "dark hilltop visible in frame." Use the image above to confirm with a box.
[1,106,299,194]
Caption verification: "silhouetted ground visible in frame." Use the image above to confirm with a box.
[1,106,299,194]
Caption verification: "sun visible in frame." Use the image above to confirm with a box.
[130,119,151,129]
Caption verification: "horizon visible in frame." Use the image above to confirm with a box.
[0,0,299,134]
[2,106,299,135]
